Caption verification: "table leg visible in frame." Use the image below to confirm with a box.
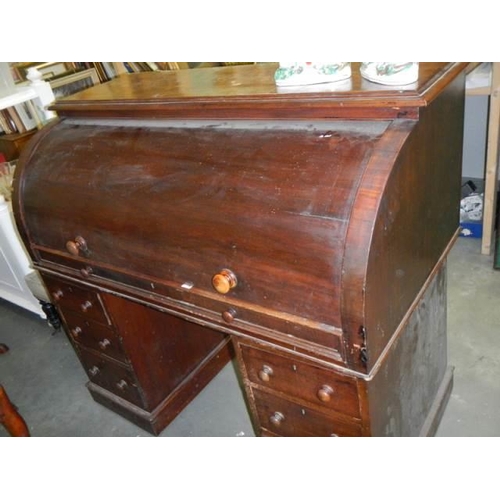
[0,385,30,437]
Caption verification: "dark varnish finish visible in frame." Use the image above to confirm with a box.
[13,63,467,435]
[50,62,465,120]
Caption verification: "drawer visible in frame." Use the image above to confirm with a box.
[76,347,144,408]
[253,389,362,437]
[42,274,111,326]
[240,344,360,418]
[37,252,345,360]
[62,309,127,363]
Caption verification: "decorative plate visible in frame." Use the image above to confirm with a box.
[274,62,351,87]
[360,62,419,85]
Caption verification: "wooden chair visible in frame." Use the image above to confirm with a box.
[0,344,30,437]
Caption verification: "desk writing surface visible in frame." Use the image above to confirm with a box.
[51,62,467,119]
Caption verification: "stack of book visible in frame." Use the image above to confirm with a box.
[73,63,180,82]
[0,100,39,135]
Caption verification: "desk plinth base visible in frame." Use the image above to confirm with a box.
[87,338,233,435]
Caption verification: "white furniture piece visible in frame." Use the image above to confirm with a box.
[0,64,56,127]
[0,194,44,317]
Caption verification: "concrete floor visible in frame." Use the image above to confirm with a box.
[0,236,499,437]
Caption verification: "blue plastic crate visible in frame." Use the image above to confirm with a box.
[459,220,483,238]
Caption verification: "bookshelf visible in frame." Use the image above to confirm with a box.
[0,66,57,161]
[0,89,42,161]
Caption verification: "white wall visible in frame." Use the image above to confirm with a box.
[462,94,490,181]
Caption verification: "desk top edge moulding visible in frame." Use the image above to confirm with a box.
[13,63,467,436]
[49,62,467,120]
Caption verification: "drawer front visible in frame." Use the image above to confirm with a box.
[76,348,143,408]
[37,251,344,360]
[62,309,127,363]
[253,389,362,437]
[42,274,110,326]
[240,344,360,418]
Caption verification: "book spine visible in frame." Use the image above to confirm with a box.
[0,110,17,134]
[14,103,37,132]
[7,107,26,133]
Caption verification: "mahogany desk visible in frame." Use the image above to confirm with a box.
[13,62,467,436]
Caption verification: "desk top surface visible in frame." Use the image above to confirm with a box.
[51,62,467,120]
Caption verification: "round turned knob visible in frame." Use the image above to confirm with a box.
[66,236,89,257]
[269,411,285,427]
[88,366,100,377]
[80,266,93,278]
[116,379,128,391]
[212,269,238,294]
[98,338,111,350]
[71,326,82,339]
[222,309,237,323]
[52,290,64,301]
[80,300,93,312]
[317,385,335,402]
[258,365,274,382]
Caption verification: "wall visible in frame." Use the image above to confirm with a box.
[462,94,489,182]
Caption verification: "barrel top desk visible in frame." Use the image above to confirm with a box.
[13,62,467,436]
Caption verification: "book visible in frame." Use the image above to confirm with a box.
[0,110,17,134]
[6,107,26,133]
[102,62,117,80]
[14,102,38,132]
[123,62,135,73]
[0,111,10,134]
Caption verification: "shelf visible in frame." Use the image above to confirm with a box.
[0,86,37,111]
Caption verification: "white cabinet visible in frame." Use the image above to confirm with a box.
[0,195,44,317]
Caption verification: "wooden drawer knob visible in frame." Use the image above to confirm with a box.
[222,309,237,323]
[116,380,128,391]
[52,289,64,301]
[98,339,111,350]
[80,266,93,278]
[212,269,237,294]
[317,385,334,402]
[88,366,100,377]
[66,236,89,257]
[70,327,82,339]
[80,300,93,312]
[269,412,285,427]
[258,365,274,382]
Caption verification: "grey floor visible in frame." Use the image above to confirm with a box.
[1,236,499,437]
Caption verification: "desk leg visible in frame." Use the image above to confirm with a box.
[0,385,30,437]
[0,345,30,436]
[482,62,500,255]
